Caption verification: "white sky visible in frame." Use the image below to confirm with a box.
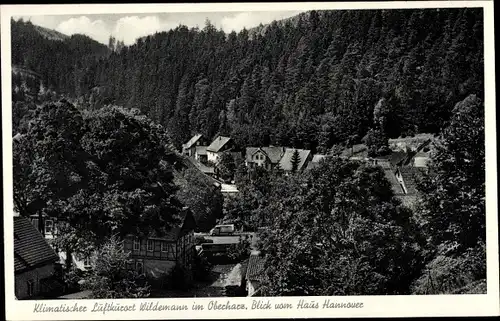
[16,11,304,46]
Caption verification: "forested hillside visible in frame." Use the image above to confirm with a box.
[11,19,110,96]
[11,9,483,152]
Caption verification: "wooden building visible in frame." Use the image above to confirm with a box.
[123,208,196,284]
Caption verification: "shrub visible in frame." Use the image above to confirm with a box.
[411,243,486,294]
[193,251,213,282]
[227,238,251,262]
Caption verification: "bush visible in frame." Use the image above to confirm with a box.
[169,264,193,290]
[193,251,213,282]
[227,238,251,262]
[411,243,486,294]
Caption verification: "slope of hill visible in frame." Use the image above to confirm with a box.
[11,19,110,96]
[33,24,69,41]
[11,9,483,154]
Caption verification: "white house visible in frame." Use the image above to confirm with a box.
[245,147,285,170]
[206,136,233,164]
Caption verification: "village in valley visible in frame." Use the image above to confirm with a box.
[11,7,486,301]
[15,128,433,299]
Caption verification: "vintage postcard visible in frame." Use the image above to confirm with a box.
[2,1,499,320]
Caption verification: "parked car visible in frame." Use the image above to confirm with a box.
[210,224,235,236]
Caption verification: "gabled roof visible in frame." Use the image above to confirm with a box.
[183,134,203,150]
[246,252,265,282]
[207,136,231,153]
[246,147,285,164]
[279,148,311,171]
[147,208,196,241]
[14,216,58,273]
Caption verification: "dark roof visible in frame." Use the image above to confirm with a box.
[183,134,203,150]
[341,144,368,158]
[388,151,409,166]
[279,148,311,171]
[148,208,196,241]
[14,216,58,273]
[246,252,265,282]
[246,147,285,164]
[399,167,424,195]
[207,136,231,153]
[195,146,207,156]
[384,170,405,194]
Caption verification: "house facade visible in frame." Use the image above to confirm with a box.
[182,134,208,157]
[207,136,233,164]
[245,147,285,170]
[15,216,60,299]
[123,208,196,285]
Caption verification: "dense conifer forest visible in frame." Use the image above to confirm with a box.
[11,8,483,152]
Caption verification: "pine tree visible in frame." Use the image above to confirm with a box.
[290,149,301,173]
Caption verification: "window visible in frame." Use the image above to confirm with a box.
[27,280,35,297]
[44,220,53,234]
[147,240,154,252]
[161,241,168,252]
[136,261,144,274]
[133,238,140,251]
[83,256,91,267]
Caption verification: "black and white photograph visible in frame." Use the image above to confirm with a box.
[2,1,499,319]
